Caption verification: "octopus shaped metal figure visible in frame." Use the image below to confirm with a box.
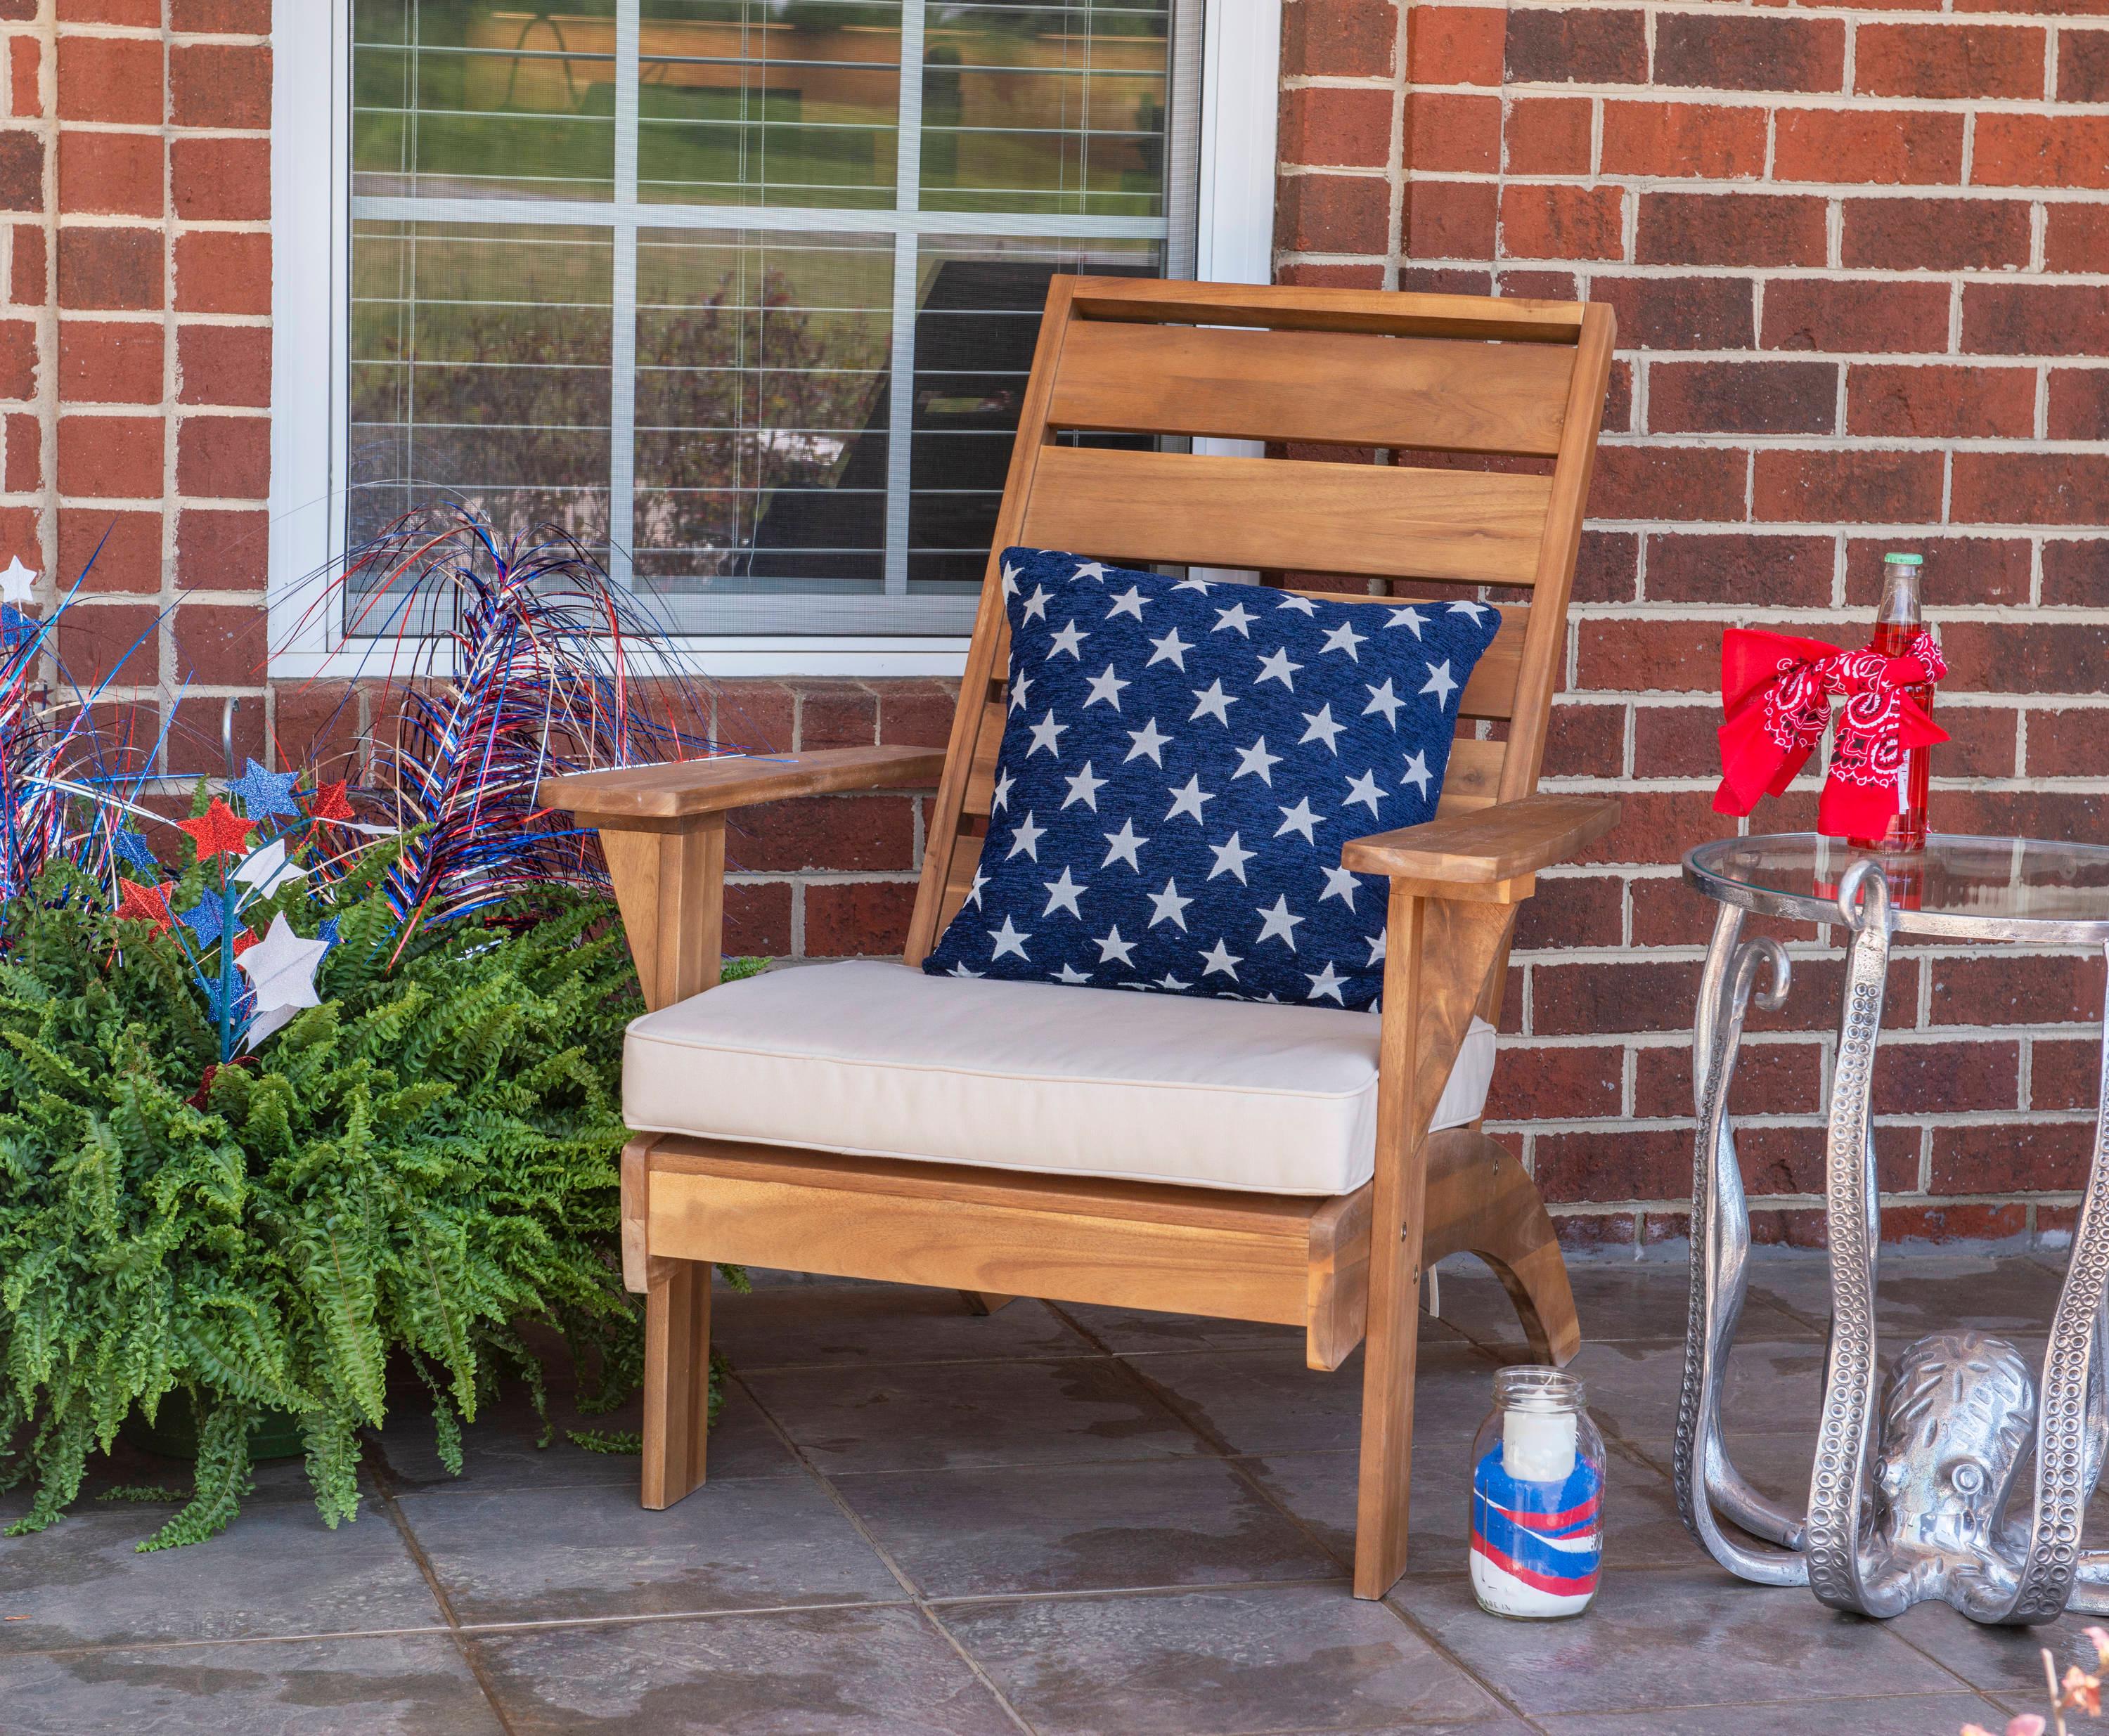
[1676,859,2109,1624]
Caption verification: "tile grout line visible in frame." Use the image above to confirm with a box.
[725,1365,1045,1736]
[361,1444,528,1736]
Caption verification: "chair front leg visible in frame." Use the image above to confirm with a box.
[1353,885,1518,1600]
[642,1255,712,1508]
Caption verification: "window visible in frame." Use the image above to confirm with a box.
[273,2,1279,672]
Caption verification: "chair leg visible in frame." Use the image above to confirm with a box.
[959,1291,1017,1316]
[641,1256,710,1510]
[1423,1129,1582,1368]
[1353,1207,1426,1600]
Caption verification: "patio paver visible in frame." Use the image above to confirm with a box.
[2,1253,2092,1733]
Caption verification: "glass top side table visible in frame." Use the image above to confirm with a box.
[1677,833,2109,1625]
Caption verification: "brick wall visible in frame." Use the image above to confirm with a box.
[1280,0,2109,1252]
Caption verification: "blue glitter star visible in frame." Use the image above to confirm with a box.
[180,891,229,950]
[224,758,302,823]
[111,829,158,874]
[200,978,254,1027]
[318,916,340,947]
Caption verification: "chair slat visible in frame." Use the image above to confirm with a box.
[1066,277,1587,344]
[1434,738,1504,815]
[1019,447,1553,588]
[1050,321,1573,457]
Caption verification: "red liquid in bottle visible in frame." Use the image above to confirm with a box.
[1845,555,1931,855]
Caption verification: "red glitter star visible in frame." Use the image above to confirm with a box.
[176,797,254,864]
[309,779,355,822]
[231,929,259,957]
[114,878,174,935]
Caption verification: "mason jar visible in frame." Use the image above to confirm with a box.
[1468,1365,1604,1619]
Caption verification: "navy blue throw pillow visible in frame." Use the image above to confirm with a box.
[922,548,1505,1011]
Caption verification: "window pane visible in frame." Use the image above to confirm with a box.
[349,221,612,593]
[922,2,1171,216]
[638,1,903,209]
[353,1,619,201]
[633,228,894,597]
[906,233,1159,595]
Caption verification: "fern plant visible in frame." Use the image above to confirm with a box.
[0,853,657,1550]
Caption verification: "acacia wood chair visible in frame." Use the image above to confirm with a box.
[543,278,1619,1601]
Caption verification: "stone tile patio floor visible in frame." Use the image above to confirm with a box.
[4,1253,2101,1733]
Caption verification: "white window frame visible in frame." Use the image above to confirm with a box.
[269,1,1281,680]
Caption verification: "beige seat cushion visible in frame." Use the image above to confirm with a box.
[624,961,1497,1198]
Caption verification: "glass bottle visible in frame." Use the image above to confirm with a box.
[1469,1366,1604,1619]
[1845,552,1932,855]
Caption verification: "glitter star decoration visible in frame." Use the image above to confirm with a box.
[236,913,332,1047]
[114,878,175,935]
[177,797,254,864]
[111,829,159,874]
[309,780,355,823]
[224,758,303,823]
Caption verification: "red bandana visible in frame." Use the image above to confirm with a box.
[1713,627,1948,839]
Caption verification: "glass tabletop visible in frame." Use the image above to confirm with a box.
[1684,834,2109,943]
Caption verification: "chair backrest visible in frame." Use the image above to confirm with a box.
[901,278,1616,966]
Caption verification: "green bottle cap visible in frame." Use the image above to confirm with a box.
[1883,552,1923,566]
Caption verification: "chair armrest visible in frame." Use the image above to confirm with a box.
[1341,792,1621,885]
[539,746,947,824]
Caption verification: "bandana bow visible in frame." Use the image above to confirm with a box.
[1713,627,1947,839]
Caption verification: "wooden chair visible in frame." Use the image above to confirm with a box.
[543,278,1619,1600]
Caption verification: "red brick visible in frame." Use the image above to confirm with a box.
[1846,363,2036,439]
[1938,619,2109,697]
[1930,952,2105,1026]
[1512,868,1623,949]
[715,679,796,753]
[176,323,269,407]
[174,507,269,590]
[1565,1212,1644,1253]
[1630,703,1723,780]
[1653,13,1846,93]
[1972,115,2109,190]
[1753,449,1944,524]
[2062,28,2109,102]
[1408,6,1504,86]
[11,222,43,305]
[1404,179,1495,259]
[1844,537,2030,610]
[1952,453,2109,527]
[1275,169,1388,257]
[1745,953,1919,1037]
[1395,265,1492,296]
[1647,531,1836,607]
[1842,197,2031,272]
[1498,183,1623,261]
[1403,91,1496,174]
[56,130,160,217]
[57,36,162,126]
[2048,368,2109,441]
[0,129,38,214]
[1856,22,2047,100]
[175,413,269,498]
[1738,1124,1919,1197]
[1531,958,1697,1037]
[1963,283,2109,356]
[1573,527,1639,602]
[57,413,162,497]
[0,316,34,399]
[1285,0,1400,80]
[1884,1205,2028,1249]
[171,135,269,222]
[721,881,793,959]
[8,39,35,122]
[1649,360,1836,436]
[1575,618,1729,692]
[1540,701,1624,782]
[727,794,916,874]
[58,318,161,403]
[1772,109,1966,186]
[1933,1121,2093,1194]
[1601,101,1766,180]
[1483,1042,1623,1121]
[1277,261,1386,291]
[1589,443,1748,522]
[1283,85,1396,170]
[56,600,159,686]
[169,694,269,781]
[172,0,272,27]
[1917,703,2018,778]
[60,507,159,594]
[4,411,37,490]
[1875,1039,2021,1115]
[1637,193,1826,268]
[1574,788,1729,867]
[170,44,270,131]
[804,879,918,958]
[1503,98,1590,176]
[58,0,159,20]
[2046,205,2109,274]
[57,227,161,310]
[172,602,265,687]
[1762,278,1950,355]
[1535,1127,1688,1203]
[2042,540,2109,609]
[173,231,269,316]
[2030,1035,2101,1112]
[1633,1039,1822,1119]
[1504,8,1648,84]
[1594,275,1753,350]
[876,678,960,750]
[271,682,364,784]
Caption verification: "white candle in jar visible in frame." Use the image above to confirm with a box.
[1503,1407,1578,1484]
